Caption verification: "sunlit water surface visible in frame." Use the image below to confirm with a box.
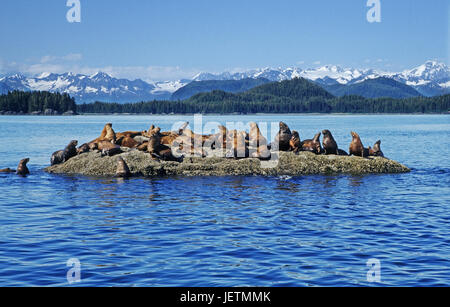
[0,115,449,286]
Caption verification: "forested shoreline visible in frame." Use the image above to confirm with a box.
[0,91,76,115]
[1,77,449,115]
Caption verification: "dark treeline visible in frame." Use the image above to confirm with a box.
[2,77,450,115]
[77,94,450,114]
[0,90,76,113]
[78,78,450,114]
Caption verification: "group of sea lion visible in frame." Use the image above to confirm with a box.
[44,121,385,178]
[272,122,384,158]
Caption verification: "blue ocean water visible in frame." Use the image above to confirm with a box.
[0,114,449,287]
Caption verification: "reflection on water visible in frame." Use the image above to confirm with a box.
[0,115,449,286]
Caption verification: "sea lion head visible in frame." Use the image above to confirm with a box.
[19,158,30,165]
[351,131,359,139]
[290,131,301,149]
[313,132,321,142]
[89,142,99,151]
[322,130,332,137]
[374,140,381,150]
[178,122,189,135]
[69,140,78,147]
[116,156,131,178]
[17,158,30,176]
[279,122,290,132]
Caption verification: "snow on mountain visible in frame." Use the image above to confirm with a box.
[0,61,448,101]
[0,72,188,103]
[192,61,450,96]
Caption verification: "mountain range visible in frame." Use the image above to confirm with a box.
[0,61,448,103]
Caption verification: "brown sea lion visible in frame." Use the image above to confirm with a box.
[119,136,139,148]
[77,143,90,155]
[147,130,162,154]
[322,130,339,155]
[226,130,249,159]
[115,157,131,178]
[0,168,15,173]
[97,140,122,156]
[64,140,78,160]
[208,125,228,151]
[249,122,268,148]
[116,131,142,139]
[289,130,302,153]
[251,145,271,160]
[147,132,181,161]
[51,140,78,165]
[274,122,292,151]
[137,142,149,151]
[369,140,384,157]
[17,158,30,176]
[51,150,64,166]
[302,132,322,154]
[88,142,99,151]
[349,132,369,157]
[104,123,116,143]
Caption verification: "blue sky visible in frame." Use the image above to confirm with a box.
[0,0,448,81]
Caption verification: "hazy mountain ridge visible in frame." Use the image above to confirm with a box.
[171,78,271,101]
[321,77,423,99]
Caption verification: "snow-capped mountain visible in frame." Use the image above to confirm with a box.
[0,61,448,102]
[0,72,189,103]
[193,61,450,97]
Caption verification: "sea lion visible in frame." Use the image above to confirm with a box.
[251,145,271,160]
[16,158,30,176]
[0,168,15,173]
[249,122,268,148]
[137,142,149,151]
[89,142,99,151]
[104,123,116,143]
[369,140,384,157]
[77,143,90,155]
[302,132,322,154]
[64,140,78,161]
[51,140,78,165]
[115,157,131,178]
[226,130,249,159]
[146,131,181,161]
[97,141,122,156]
[289,130,302,153]
[322,130,339,155]
[119,136,139,148]
[147,130,162,154]
[274,122,292,151]
[51,150,64,166]
[116,131,142,139]
[349,132,369,157]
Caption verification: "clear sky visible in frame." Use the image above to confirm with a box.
[0,0,448,81]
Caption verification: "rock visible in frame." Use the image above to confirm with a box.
[63,110,76,116]
[31,111,42,115]
[44,109,54,116]
[45,150,411,178]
